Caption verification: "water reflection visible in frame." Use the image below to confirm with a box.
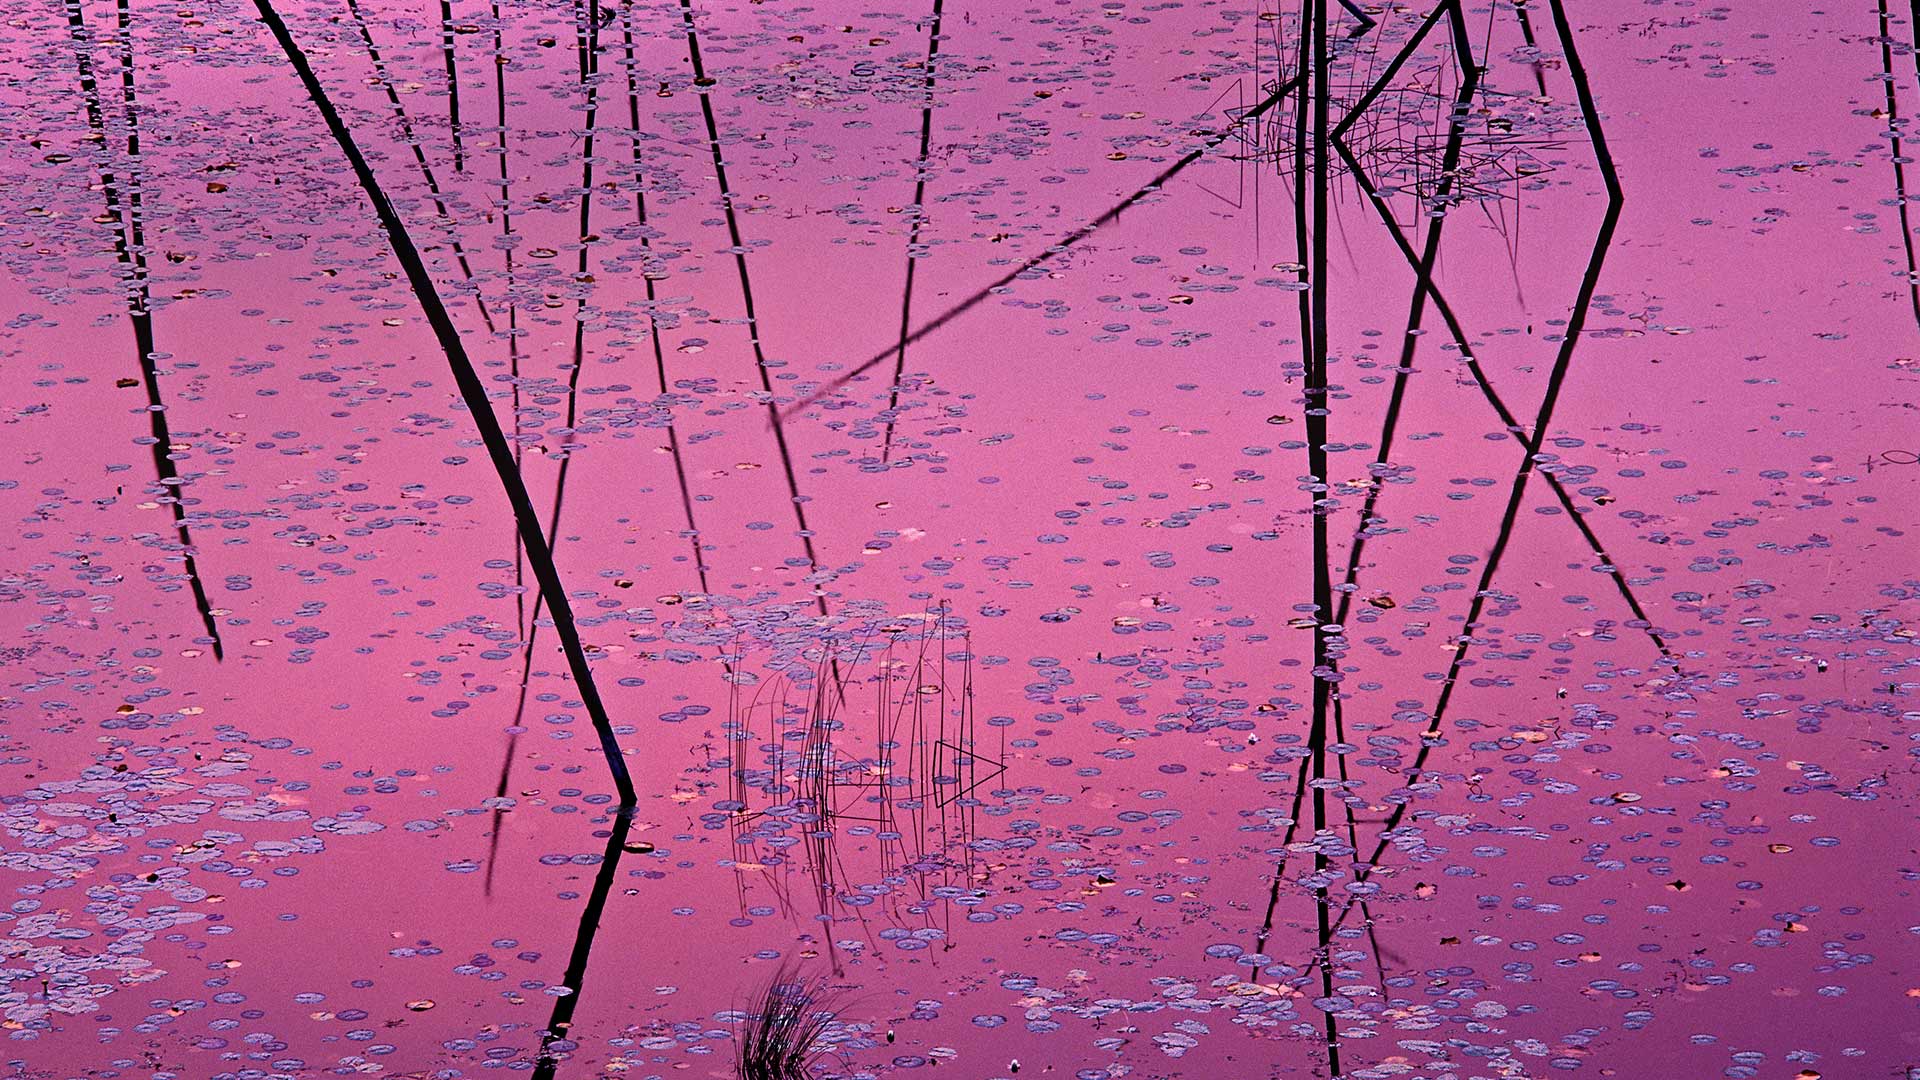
[2,0,1916,1076]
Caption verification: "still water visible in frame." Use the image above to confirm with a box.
[0,0,1916,1077]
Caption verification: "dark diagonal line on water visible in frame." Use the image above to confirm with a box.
[530,808,633,1079]
[344,0,497,336]
[255,0,635,806]
[1331,137,1672,661]
[678,0,830,618]
[501,0,604,767]
[784,71,1305,416]
[1335,0,1622,920]
[879,0,946,464]
[65,0,223,660]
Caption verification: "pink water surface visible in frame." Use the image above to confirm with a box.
[0,0,1916,1078]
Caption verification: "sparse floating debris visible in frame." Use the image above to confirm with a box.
[0,2,1907,1078]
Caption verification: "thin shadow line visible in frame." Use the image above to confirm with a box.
[1254,0,1461,974]
[443,0,466,172]
[1264,0,1479,989]
[783,72,1307,415]
[677,0,830,618]
[622,0,709,589]
[879,0,946,464]
[344,0,497,335]
[1261,0,1634,995]
[486,0,719,894]
[1300,0,1340,1070]
[1330,135,1673,660]
[1328,0,1450,143]
[64,0,224,659]
[1880,0,1920,329]
[499,0,606,801]
[1334,0,1623,924]
[254,0,636,805]
[530,807,634,1079]
[483,0,526,899]
[543,0,605,552]
[1513,0,1550,96]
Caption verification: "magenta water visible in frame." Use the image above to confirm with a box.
[0,1,1916,1078]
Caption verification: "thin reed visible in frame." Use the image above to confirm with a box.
[736,970,840,1080]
